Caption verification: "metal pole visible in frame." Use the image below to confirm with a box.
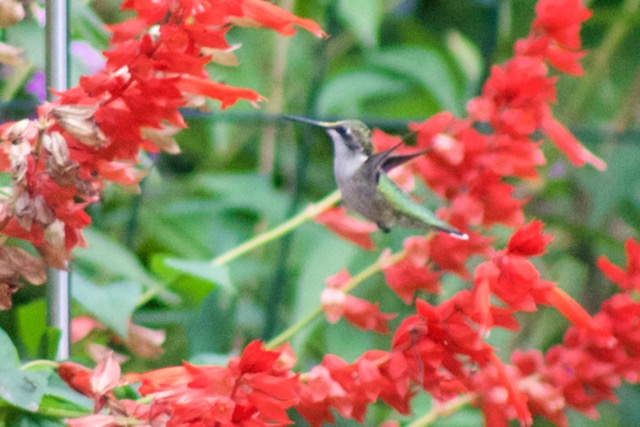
[45,0,71,360]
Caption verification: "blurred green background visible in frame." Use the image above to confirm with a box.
[1,0,640,425]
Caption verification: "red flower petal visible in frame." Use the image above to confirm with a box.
[507,220,553,257]
[540,108,606,170]
[239,0,328,38]
[315,206,377,250]
[175,76,264,109]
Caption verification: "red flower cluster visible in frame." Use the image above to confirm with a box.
[0,0,325,308]
[302,0,615,424]
[58,238,640,426]
[63,341,299,426]
[491,237,640,426]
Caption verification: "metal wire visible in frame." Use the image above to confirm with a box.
[46,0,71,361]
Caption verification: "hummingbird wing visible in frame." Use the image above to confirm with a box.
[368,141,428,174]
[376,173,468,240]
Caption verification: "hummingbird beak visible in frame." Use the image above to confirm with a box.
[281,115,339,129]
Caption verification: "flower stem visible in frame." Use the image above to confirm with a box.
[212,190,341,266]
[406,393,476,427]
[266,306,323,350]
[20,359,59,370]
[265,250,405,349]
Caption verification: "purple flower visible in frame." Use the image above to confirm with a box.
[71,41,105,75]
[26,70,46,102]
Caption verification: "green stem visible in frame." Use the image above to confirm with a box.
[405,393,476,427]
[38,406,92,419]
[20,359,58,370]
[265,251,405,349]
[266,306,323,350]
[563,0,640,125]
[212,190,341,266]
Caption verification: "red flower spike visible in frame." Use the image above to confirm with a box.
[314,206,377,250]
[0,0,329,309]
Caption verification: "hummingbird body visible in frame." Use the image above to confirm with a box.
[285,116,468,240]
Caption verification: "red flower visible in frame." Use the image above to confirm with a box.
[597,237,640,291]
[126,340,300,426]
[314,206,377,250]
[58,352,122,412]
[540,106,606,170]
[507,219,553,256]
[382,237,442,303]
[296,350,410,426]
[175,76,264,109]
[532,0,592,49]
[322,270,395,333]
[470,221,555,330]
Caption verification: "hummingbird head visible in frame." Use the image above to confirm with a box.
[283,115,373,182]
[282,115,373,154]
[325,120,373,156]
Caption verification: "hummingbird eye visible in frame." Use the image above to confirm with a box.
[335,125,350,137]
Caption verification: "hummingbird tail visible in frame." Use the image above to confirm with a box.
[439,227,469,240]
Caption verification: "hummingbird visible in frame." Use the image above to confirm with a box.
[284,115,468,240]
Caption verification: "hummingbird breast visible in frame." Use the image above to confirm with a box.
[337,172,397,229]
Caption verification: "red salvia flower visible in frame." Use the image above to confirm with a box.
[0,0,326,307]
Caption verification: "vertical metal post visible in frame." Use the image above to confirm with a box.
[46,0,71,360]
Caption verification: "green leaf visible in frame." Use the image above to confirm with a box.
[3,412,65,427]
[69,0,110,50]
[366,46,462,114]
[446,30,483,99]
[0,62,34,103]
[575,143,640,226]
[0,369,49,412]
[38,329,61,361]
[0,328,19,368]
[290,228,359,349]
[5,20,45,69]
[74,227,158,288]
[41,372,92,414]
[16,299,46,358]
[317,70,408,117]
[195,173,290,222]
[72,275,141,338]
[188,287,237,356]
[337,0,385,47]
[139,206,216,259]
[151,255,235,306]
